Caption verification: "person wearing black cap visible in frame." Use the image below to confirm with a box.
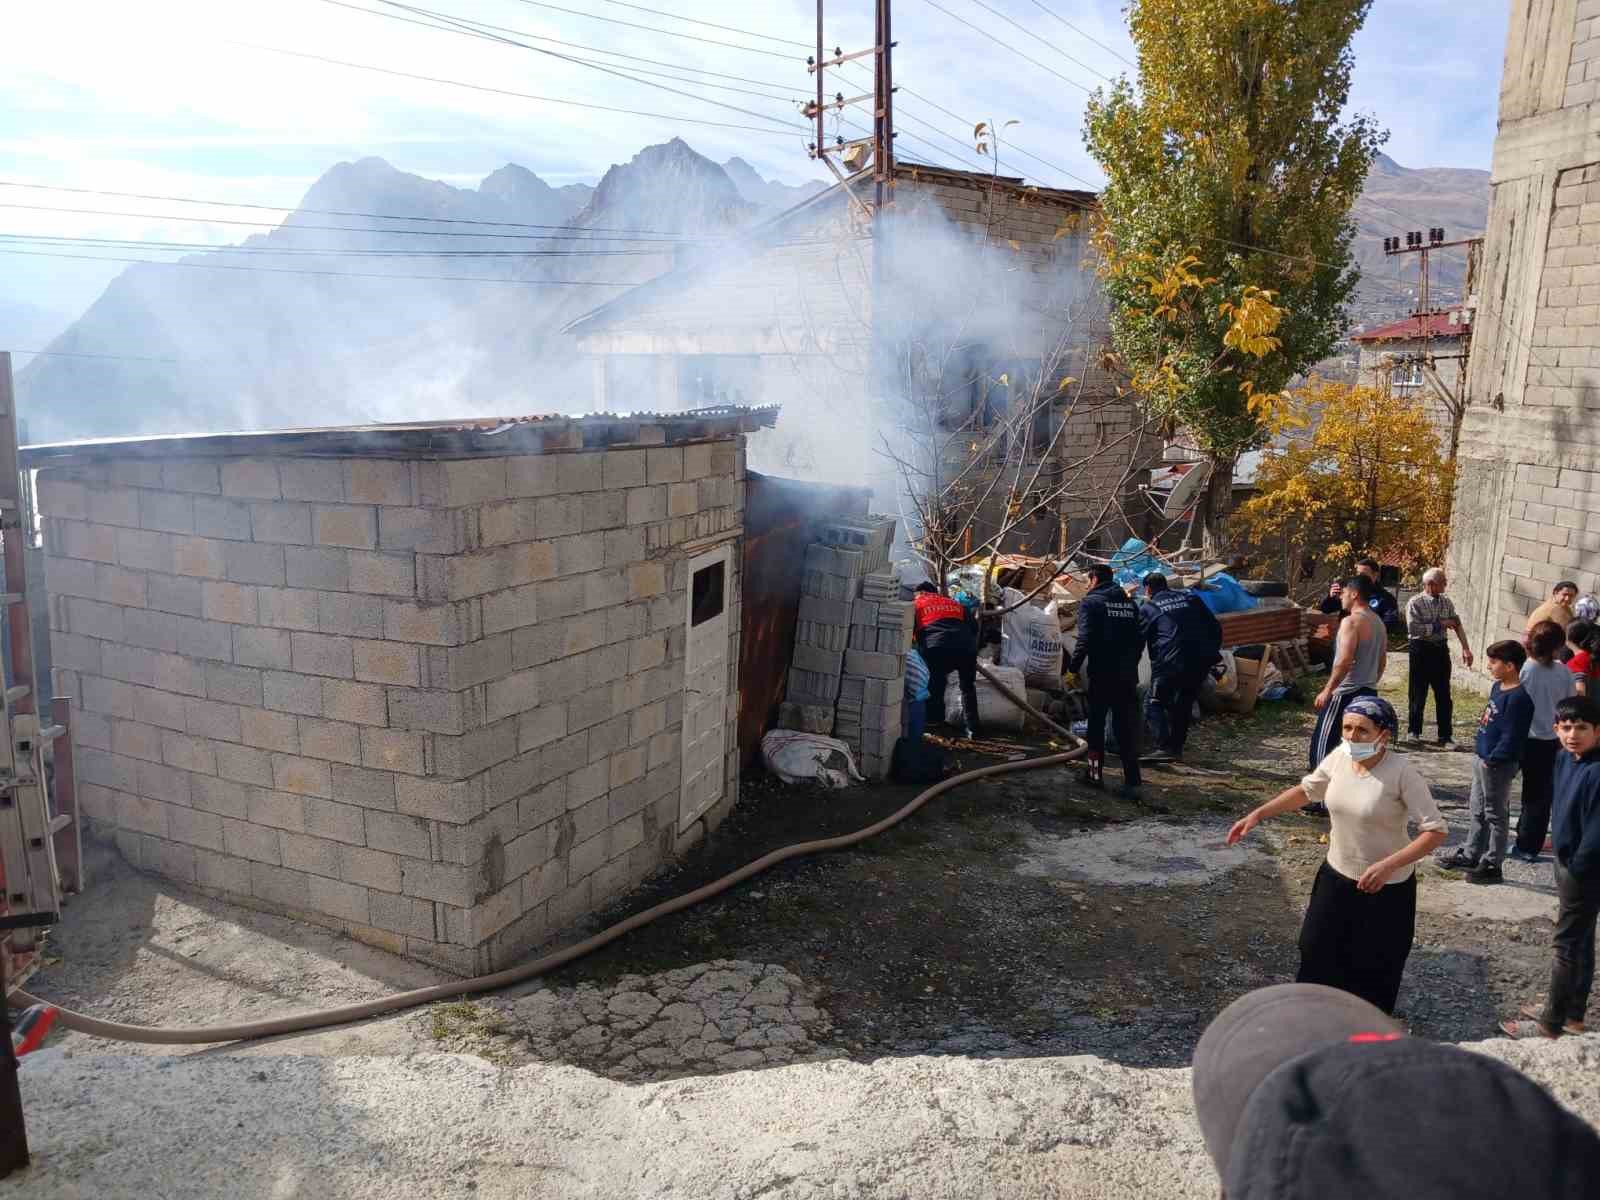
[1067,563,1144,797]
[1228,694,1446,1013]
[1193,983,1600,1198]
[1139,570,1222,761]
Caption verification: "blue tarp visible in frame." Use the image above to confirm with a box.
[1193,572,1257,615]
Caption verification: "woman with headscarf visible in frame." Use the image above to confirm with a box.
[1227,695,1448,1013]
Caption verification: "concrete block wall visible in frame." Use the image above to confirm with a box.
[38,436,745,974]
[1447,0,1600,654]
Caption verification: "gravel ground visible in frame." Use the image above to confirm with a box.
[8,1035,1599,1200]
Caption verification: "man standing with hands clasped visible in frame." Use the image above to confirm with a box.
[1405,568,1473,748]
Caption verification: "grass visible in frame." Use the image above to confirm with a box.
[428,999,505,1043]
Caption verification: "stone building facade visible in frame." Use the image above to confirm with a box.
[1446,0,1600,650]
[29,411,768,974]
[1349,311,1470,449]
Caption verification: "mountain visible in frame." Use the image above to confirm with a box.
[16,144,818,442]
[722,157,828,213]
[1348,152,1490,328]
[0,300,72,360]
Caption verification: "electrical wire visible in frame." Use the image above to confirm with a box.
[0,181,700,240]
[958,0,1114,83]
[913,0,1094,94]
[0,202,707,243]
[505,0,799,60]
[0,233,667,257]
[330,0,806,105]
[1024,0,1135,67]
[230,41,803,136]
[0,247,637,285]
[362,0,809,133]
[588,0,812,48]
[5,349,180,363]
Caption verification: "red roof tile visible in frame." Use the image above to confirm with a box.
[1350,311,1471,343]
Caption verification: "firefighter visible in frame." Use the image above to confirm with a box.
[1140,571,1223,761]
[914,581,981,741]
[1068,564,1144,796]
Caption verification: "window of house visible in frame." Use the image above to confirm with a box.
[690,560,726,627]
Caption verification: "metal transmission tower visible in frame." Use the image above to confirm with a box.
[805,1,896,218]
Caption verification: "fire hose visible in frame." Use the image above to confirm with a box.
[10,665,1083,1047]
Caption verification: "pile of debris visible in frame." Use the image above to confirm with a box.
[778,517,908,779]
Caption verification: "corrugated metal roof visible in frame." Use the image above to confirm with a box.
[1350,311,1470,343]
[20,406,779,466]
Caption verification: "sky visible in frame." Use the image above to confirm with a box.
[2,0,1510,339]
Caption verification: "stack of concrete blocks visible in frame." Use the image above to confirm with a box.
[821,517,905,780]
[35,423,749,976]
[779,543,863,734]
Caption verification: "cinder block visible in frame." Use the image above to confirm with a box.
[285,546,350,591]
[348,551,415,597]
[291,631,355,678]
[332,764,397,811]
[205,662,262,707]
[848,625,876,652]
[844,649,904,680]
[862,702,903,732]
[214,742,274,788]
[318,592,385,638]
[778,702,834,733]
[369,891,436,939]
[792,643,845,676]
[257,586,320,631]
[307,875,370,925]
[168,536,225,579]
[298,717,364,765]
[556,451,605,494]
[278,459,344,503]
[862,679,898,706]
[123,609,179,654]
[223,817,281,864]
[221,459,281,500]
[250,501,312,545]
[804,544,864,579]
[536,495,584,539]
[161,730,216,774]
[148,573,204,617]
[801,570,857,601]
[366,810,432,859]
[241,706,300,753]
[272,753,333,797]
[203,582,257,625]
[304,798,366,846]
[646,447,684,484]
[875,628,905,654]
[313,504,378,550]
[88,487,140,528]
[139,490,195,535]
[626,486,667,525]
[401,859,477,907]
[379,506,463,555]
[603,449,647,491]
[362,726,426,776]
[852,600,880,625]
[345,460,412,506]
[193,496,252,541]
[342,845,402,893]
[224,542,286,587]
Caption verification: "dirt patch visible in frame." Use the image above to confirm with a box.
[1014,818,1269,886]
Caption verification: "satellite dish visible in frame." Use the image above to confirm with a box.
[1160,463,1211,519]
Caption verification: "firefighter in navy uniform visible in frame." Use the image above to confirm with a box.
[1068,564,1144,796]
[914,582,981,741]
[1139,571,1223,761]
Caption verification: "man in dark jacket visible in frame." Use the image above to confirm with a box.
[1069,564,1144,796]
[1140,572,1223,760]
[1356,557,1402,632]
[914,582,980,740]
[1503,694,1600,1039]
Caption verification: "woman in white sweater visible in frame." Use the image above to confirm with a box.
[1228,695,1447,1013]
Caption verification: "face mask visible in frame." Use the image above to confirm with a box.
[1348,740,1382,762]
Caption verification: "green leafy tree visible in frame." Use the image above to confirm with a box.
[1083,0,1387,553]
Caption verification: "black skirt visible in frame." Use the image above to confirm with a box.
[1295,858,1418,1015]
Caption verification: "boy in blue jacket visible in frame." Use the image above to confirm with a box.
[1502,694,1600,1038]
[1440,639,1534,884]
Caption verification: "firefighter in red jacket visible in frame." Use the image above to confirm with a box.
[914,582,981,741]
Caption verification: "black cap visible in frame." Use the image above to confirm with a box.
[1194,985,1600,1198]
[1192,984,1401,1177]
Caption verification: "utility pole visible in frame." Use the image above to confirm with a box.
[805,2,896,219]
[1383,228,1485,461]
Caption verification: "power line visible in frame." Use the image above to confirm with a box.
[0,181,698,239]
[504,0,798,60]
[231,42,804,136]
[1024,0,1136,68]
[959,0,1114,83]
[914,0,1093,94]
[0,247,637,285]
[361,0,809,133]
[321,0,808,104]
[587,0,811,48]
[0,233,666,258]
[0,201,700,243]
[7,349,180,364]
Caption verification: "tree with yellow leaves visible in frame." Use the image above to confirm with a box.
[1084,0,1387,553]
[1231,380,1453,586]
